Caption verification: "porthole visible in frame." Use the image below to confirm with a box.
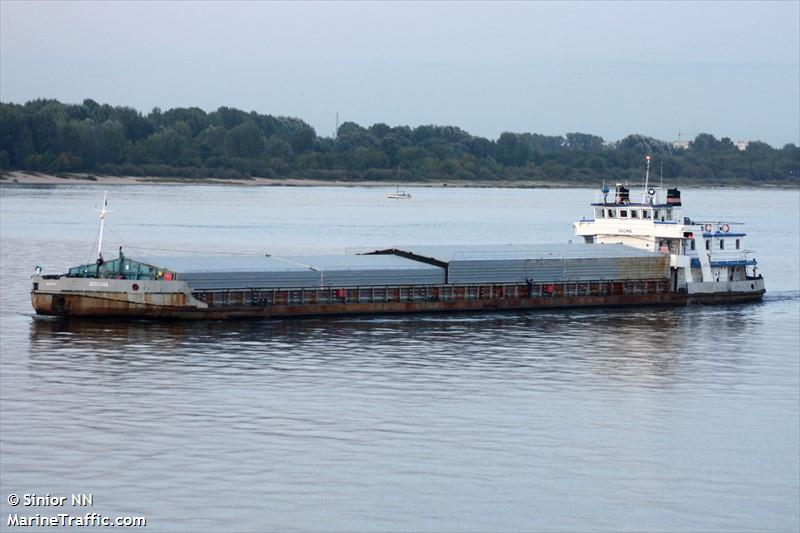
[132,283,140,291]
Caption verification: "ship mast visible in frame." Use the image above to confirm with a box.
[97,190,108,261]
[642,155,651,203]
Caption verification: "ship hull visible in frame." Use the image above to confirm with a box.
[30,277,765,321]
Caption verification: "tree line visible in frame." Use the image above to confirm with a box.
[0,98,797,185]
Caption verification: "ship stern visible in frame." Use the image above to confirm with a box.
[31,276,208,318]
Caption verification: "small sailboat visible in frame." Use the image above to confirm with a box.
[387,184,411,199]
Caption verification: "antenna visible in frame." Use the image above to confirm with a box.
[97,190,108,260]
[675,130,695,149]
[642,155,651,203]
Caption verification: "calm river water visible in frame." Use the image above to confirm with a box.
[1,184,798,532]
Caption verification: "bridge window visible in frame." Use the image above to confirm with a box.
[705,239,710,250]
[720,239,725,250]
[665,209,673,221]
[595,208,605,218]
[620,209,628,218]
[642,210,651,219]
[631,210,639,219]
[653,209,660,220]
[736,239,740,250]
[690,239,696,251]
[608,209,616,218]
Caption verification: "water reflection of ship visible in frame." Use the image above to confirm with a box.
[28,306,757,382]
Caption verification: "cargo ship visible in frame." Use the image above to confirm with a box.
[31,169,765,320]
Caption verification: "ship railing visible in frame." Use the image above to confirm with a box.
[692,220,746,226]
[707,250,755,260]
[191,278,671,308]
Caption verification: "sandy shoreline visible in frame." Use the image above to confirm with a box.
[0,171,794,189]
[0,171,570,188]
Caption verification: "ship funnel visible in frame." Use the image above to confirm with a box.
[614,184,629,204]
[667,188,682,206]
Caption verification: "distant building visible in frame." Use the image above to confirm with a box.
[671,139,750,151]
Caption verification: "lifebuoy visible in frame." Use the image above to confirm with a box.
[721,223,730,233]
[703,224,712,232]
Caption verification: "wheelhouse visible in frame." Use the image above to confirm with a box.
[67,253,175,281]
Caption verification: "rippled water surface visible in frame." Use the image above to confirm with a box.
[1,185,798,532]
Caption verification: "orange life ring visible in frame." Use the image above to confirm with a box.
[721,224,730,233]
[703,224,712,232]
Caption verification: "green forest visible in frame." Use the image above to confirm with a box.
[1,98,797,185]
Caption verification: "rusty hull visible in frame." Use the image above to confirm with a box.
[32,288,760,321]
[31,276,764,321]
[32,291,203,319]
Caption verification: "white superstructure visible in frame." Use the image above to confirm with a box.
[573,159,765,297]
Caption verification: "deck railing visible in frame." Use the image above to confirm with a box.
[192,279,671,308]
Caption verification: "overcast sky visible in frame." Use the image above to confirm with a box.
[1,1,798,145]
